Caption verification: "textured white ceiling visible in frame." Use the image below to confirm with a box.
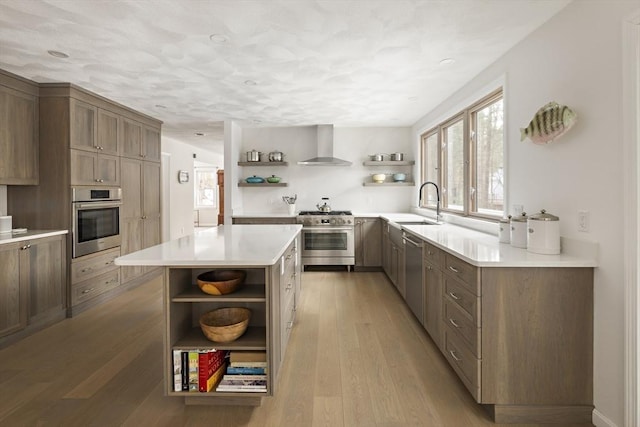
[0,0,570,152]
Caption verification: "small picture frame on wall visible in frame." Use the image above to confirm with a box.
[178,170,189,184]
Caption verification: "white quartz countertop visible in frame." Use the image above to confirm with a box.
[0,229,68,245]
[232,213,297,218]
[401,223,597,268]
[115,225,302,267]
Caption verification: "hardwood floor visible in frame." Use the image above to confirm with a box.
[0,271,593,426]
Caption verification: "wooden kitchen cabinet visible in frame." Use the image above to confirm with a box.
[423,242,443,350]
[0,234,66,342]
[0,241,27,337]
[7,83,162,317]
[420,244,594,423]
[70,148,120,186]
[121,118,161,162]
[0,72,39,185]
[120,158,161,283]
[354,217,382,270]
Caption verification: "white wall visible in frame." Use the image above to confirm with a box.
[162,136,223,239]
[412,2,639,426]
[237,126,413,214]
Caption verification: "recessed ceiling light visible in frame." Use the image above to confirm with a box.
[439,58,455,66]
[47,50,69,58]
[244,80,257,86]
[154,104,167,109]
[252,119,262,124]
[209,34,229,43]
[194,132,205,136]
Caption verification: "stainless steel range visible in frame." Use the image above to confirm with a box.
[296,210,355,268]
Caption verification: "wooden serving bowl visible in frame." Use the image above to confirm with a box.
[196,270,246,295]
[199,307,251,343]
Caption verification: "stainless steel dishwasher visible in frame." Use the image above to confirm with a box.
[403,230,424,324]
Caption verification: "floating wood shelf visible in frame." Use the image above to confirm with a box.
[363,161,415,166]
[238,162,288,166]
[238,182,288,187]
[363,182,415,187]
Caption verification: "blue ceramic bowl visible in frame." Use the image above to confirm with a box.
[245,175,265,184]
[393,173,406,182]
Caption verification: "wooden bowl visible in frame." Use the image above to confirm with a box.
[196,270,246,295]
[199,308,251,343]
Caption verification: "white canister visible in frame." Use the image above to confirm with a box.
[510,212,528,248]
[498,216,511,243]
[0,216,12,234]
[527,209,560,255]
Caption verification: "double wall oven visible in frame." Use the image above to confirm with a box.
[296,211,355,268]
[72,187,122,258]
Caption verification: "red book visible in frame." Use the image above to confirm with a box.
[198,350,227,392]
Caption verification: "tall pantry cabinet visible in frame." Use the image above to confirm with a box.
[7,82,162,316]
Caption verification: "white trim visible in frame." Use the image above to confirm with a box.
[594,409,618,427]
[161,152,171,242]
[622,9,640,427]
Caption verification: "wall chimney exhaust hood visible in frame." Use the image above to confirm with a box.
[298,124,352,166]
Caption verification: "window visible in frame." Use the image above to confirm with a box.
[194,168,218,208]
[420,89,504,219]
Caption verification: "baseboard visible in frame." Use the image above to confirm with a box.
[593,409,618,427]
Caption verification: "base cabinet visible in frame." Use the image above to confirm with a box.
[354,217,382,269]
[418,237,594,424]
[0,234,66,342]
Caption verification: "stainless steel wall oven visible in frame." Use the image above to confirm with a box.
[72,187,122,258]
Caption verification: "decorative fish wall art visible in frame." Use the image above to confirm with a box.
[520,101,577,144]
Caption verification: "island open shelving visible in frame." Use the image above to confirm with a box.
[114,225,302,406]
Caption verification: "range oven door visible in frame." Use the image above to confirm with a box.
[300,226,355,265]
[72,201,121,258]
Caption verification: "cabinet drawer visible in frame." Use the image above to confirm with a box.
[423,242,443,267]
[444,254,479,295]
[444,329,481,401]
[280,270,295,311]
[444,277,480,326]
[444,299,480,357]
[280,295,295,356]
[71,247,120,284]
[71,269,120,306]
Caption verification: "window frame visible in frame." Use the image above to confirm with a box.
[419,88,504,221]
[193,167,218,209]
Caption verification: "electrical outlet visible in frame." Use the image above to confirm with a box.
[578,210,589,232]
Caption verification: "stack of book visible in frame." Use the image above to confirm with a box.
[172,349,227,392]
[216,351,267,393]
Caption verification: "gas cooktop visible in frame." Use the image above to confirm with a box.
[298,210,353,216]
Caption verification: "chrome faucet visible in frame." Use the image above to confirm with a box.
[418,181,441,222]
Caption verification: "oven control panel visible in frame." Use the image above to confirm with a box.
[297,216,353,226]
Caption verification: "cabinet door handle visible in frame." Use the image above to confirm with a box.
[286,321,294,330]
[105,261,113,265]
[448,292,460,300]
[82,288,95,294]
[285,283,293,291]
[426,266,432,271]
[448,265,460,273]
[81,267,92,273]
[427,250,433,255]
[286,254,292,260]
[449,350,462,362]
[449,318,461,328]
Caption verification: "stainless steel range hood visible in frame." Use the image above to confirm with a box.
[298,124,352,166]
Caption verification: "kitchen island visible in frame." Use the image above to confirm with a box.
[115,225,302,405]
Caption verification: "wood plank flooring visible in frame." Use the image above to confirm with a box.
[0,271,594,426]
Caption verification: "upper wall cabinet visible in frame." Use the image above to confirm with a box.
[121,119,161,163]
[0,72,39,185]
